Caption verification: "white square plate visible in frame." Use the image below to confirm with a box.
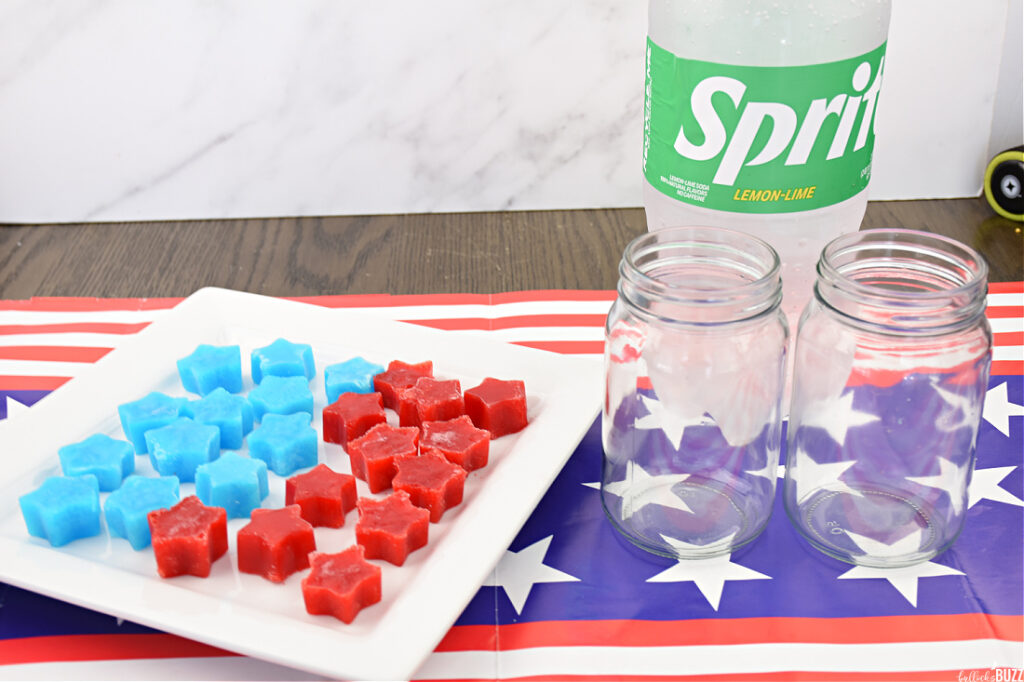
[0,288,602,681]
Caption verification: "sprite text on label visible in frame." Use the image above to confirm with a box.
[643,40,887,213]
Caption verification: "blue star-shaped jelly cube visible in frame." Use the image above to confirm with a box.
[144,417,220,483]
[248,375,314,422]
[195,452,269,519]
[325,356,385,403]
[57,433,135,491]
[104,475,180,550]
[182,387,255,450]
[117,392,188,454]
[247,413,318,476]
[251,338,315,384]
[177,344,243,396]
[19,475,101,547]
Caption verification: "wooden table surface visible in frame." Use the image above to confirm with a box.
[0,198,1020,300]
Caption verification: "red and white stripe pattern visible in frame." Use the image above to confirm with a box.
[0,291,616,394]
[0,284,1020,395]
[988,282,1024,374]
[2,616,1021,681]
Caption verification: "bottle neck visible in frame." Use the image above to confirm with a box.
[648,0,892,67]
[814,229,989,335]
[619,227,782,326]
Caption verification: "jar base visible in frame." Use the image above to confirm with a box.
[601,480,770,560]
[786,485,961,568]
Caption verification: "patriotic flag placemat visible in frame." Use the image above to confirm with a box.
[1,286,1021,681]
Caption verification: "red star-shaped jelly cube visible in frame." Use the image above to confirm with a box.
[355,491,428,566]
[393,452,467,523]
[237,505,316,583]
[420,415,491,472]
[285,463,357,527]
[347,423,419,493]
[395,377,464,428]
[147,495,228,578]
[464,377,528,439]
[322,392,386,448]
[301,546,382,624]
[372,360,433,410]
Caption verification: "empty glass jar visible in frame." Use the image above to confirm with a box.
[784,229,991,567]
[602,227,787,559]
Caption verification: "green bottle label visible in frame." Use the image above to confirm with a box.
[643,39,887,213]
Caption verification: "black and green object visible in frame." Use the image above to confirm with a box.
[984,145,1024,222]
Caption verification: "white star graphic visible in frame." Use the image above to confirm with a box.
[845,527,926,559]
[983,381,1024,437]
[743,457,779,483]
[798,391,879,446]
[582,461,692,518]
[634,394,700,450]
[646,535,771,610]
[788,448,859,503]
[906,457,969,515]
[933,384,982,433]
[968,466,1024,509]
[838,529,964,606]
[482,536,579,615]
[2,395,31,421]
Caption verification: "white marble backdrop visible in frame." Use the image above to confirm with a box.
[0,0,1015,223]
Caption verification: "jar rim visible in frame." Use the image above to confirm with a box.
[815,228,990,335]
[617,226,784,326]
[622,226,782,302]
[818,228,989,302]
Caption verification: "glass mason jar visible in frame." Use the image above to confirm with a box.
[784,229,991,567]
[602,227,788,559]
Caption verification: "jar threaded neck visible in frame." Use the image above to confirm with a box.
[815,229,989,335]
[619,227,783,326]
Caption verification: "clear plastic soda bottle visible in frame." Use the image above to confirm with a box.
[643,0,893,333]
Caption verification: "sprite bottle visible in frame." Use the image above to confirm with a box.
[643,0,893,331]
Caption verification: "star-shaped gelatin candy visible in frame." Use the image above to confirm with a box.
[421,415,491,472]
[176,344,243,396]
[465,378,528,438]
[322,392,386,448]
[104,475,180,550]
[286,463,357,527]
[58,433,134,491]
[355,490,429,566]
[251,338,315,384]
[148,496,228,578]
[144,417,220,483]
[372,360,433,410]
[19,475,101,547]
[393,452,467,523]
[324,357,385,403]
[182,387,254,450]
[247,413,318,476]
[117,392,188,453]
[248,376,314,422]
[195,452,269,519]
[237,505,316,583]
[302,546,381,623]
[396,377,464,428]
[347,423,419,493]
